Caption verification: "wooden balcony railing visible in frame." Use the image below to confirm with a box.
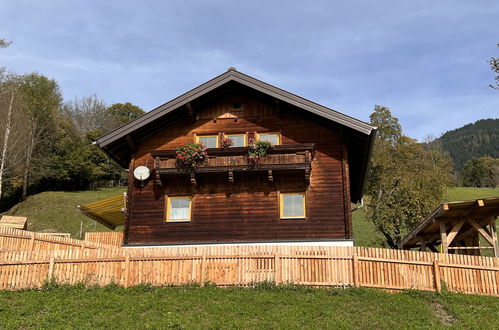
[150,143,314,184]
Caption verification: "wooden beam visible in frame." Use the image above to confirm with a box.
[439,222,448,253]
[467,218,495,246]
[446,219,466,246]
[126,135,137,152]
[489,218,499,257]
[453,217,492,243]
[420,241,427,252]
[274,99,281,118]
[185,102,196,121]
[305,168,310,184]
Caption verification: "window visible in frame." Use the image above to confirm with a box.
[165,196,192,222]
[280,193,306,219]
[196,135,218,148]
[225,134,246,147]
[257,132,280,145]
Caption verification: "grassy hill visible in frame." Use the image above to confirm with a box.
[0,284,497,328]
[1,186,497,243]
[1,187,126,238]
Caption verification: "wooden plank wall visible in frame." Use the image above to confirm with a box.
[0,232,497,296]
[128,93,350,244]
[84,232,124,246]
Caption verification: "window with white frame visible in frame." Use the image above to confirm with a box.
[257,132,280,145]
[165,196,192,222]
[279,193,306,219]
[196,135,218,148]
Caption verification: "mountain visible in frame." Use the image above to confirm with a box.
[433,118,499,171]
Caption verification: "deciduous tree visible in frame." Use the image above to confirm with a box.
[0,72,27,205]
[489,44,499,90]
[366,106,452,248]
[18,73,63,200]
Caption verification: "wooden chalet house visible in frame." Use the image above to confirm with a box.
[96,68,376,246]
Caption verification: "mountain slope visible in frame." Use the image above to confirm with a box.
[434,118,499,170]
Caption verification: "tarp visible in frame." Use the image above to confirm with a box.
[78,194,126,230]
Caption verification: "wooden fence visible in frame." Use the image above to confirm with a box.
[0,227,118,252]
[0,241,497,295]
[84,232,123,246]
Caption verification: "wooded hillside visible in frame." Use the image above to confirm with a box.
[433,118,498,171]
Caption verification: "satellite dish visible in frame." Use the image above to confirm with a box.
[133,166,150,181]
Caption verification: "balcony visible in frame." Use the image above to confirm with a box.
[150,143,314,184]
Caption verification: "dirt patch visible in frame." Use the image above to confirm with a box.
[431,302,457,326]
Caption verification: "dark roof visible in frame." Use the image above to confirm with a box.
[96,68,376,202]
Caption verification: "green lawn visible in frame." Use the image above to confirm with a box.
[1,187,126,238]
[0,284,497,329]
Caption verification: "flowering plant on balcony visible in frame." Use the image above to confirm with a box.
[247,139,272,163]
[220,137,233,149]
[175,142,207,168]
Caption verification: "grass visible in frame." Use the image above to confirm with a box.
[352,187,499,247]
[0,284,497,329]
[1,187,125,238]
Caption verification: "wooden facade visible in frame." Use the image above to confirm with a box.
[97,69,376,246]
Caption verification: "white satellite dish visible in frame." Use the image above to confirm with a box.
[133,166,150,181]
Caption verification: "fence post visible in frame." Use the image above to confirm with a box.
[352,253,359,287]
[433,258,441,292]
[200,255,206,287]
[29,233,35,252]
[274,253,280,285]
[124,255,131,288]
[47,257,55,281]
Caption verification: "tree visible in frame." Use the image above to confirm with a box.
[369,105,402,145]
[62,97,144,189]
[0,72,27,205]
[489,44,499,90]
[0,38,11,48]
[18,73,63,200]
[460,157,499,188]
[106,102,145,128]
[366,106,452,248]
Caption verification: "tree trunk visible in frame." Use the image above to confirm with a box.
[21,130,34,201]
[0,89,15,202]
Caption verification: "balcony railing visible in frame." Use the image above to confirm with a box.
[150,143,314,184]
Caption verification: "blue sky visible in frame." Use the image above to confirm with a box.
[1,0,498,140]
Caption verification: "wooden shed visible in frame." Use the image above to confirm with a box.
[398,197,499,257]
[95,68,376,246]
[0,215,28,230]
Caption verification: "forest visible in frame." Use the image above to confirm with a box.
[0,61,144,211]
[429,118,499,187]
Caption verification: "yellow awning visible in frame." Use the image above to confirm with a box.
[78,194,126,230]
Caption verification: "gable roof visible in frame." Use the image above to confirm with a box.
[96,68,376,202]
